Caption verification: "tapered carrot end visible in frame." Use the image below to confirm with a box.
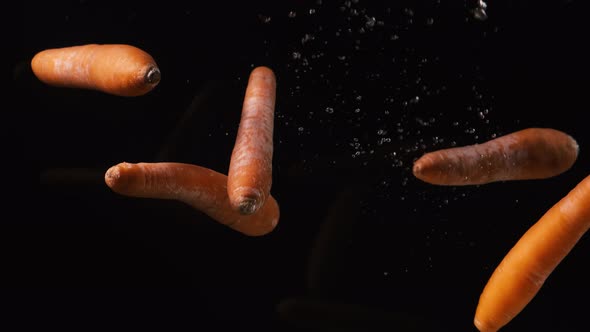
[104,165,122,188]
[238,198,260,215]
[230,187,264,215]
[144,66,161,85]
[474,317,497,332]
[251,66,276,79]
[412,162,423,177]
[230,196,280,236]
[104,162,135,193]
[412,159,431,183]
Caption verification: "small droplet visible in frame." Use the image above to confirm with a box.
[259,14,272,23]
[365,16,376,28]
[472,0,488,21]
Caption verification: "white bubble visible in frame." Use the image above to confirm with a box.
[259,15,272,23]
[472,7,487,21]
[301,34,314,44]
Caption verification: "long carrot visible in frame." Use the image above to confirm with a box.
[474,173,590,332]
[412,128,579,186]
[31,44,161,97]
[104,162,279,236]
[227,66,276,215]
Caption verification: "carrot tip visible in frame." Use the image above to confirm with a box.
[473,317,495,332]
[238,198,260,215]
[412,163,421,175]
[145,66,161,85]
[104,166,121,188]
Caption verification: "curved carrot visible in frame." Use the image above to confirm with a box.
[227,66,276,215]
[412,128,579,186]
[474,173,590,332]
[31,44,161,97]
[104,162,279,236]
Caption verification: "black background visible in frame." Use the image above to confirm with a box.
[6,0,590,331]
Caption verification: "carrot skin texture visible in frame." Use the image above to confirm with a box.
[474,174,590,332]
[227,66,276,215]
[104,162,279,236]
[31,44,160,97]
[412,128,579,186]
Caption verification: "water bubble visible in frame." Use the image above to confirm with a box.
[258,15,272,23]
[365,16,376,28]
[288,11,297,18]
[472,0,488,21]
[426,17,434,25]
[292,52,302,59]
[325,107,334,114]
[301,34,314,44]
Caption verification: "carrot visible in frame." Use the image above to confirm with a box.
[31,44,160,97]
[412,128,579,186]
[104,162,279,236]
[474,173,590,332]
[227,66,276,215]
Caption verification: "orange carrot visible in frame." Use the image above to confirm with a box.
[227,66,276,215]
[104,162,279,236]
[31,44,160,97]
[474,173,590,332]
[412,128,579,186]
